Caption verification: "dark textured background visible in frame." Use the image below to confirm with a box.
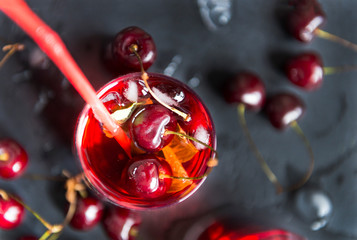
[0,0,357,239]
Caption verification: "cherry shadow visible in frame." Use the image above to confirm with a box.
[273,0,294,40]
[267,50,295,77]
[205,69,236,98]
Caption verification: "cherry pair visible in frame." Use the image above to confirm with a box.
[224,71,304,130]
[224,71,314,193]
[71,197,142,240]
[284,0,357,91]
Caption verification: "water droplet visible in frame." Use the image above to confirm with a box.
[163,55,182,77]
[197,0,232,31]
[12,70,31,83]
[188,76,200,88]
[34,90,50,114]
[294,187,332,231]
[28,47,50,69]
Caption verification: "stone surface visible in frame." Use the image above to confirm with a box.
[0,0,357,239]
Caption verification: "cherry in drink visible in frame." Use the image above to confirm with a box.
[75,72,216,209]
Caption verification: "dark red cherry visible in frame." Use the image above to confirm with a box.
[131,105,177,152]
[286,52,323,91]
[122,155,172,199]
[18,236,38,240]
[69,196,104,231]
[0,139,28,179]
[0,196,25,230]
[265,92,305,130]
[106,26,156,73]
[224,71,266,111]
[103,206,141,240]
[287,0,326,42]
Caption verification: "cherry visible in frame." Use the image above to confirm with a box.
[287,0,326,42]
[105,26,157,74]
[223,71,266,111]
[69,196,104,231]
[265,92,305,130]
[0,139,28,179]
[286,52,323,91]
[0,195,25,230]
[131,105,177,152]
[122,155,172,199]
[103,206,141,240]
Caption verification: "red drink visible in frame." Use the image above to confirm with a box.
[75,72,216,209]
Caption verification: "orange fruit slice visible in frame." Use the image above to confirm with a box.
[166,133,198,163]
[162,145,192,193]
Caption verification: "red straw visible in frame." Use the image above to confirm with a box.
[0,0,132,157]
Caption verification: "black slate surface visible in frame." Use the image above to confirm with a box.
[1,0,357,239]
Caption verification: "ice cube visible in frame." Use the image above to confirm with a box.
[101,91,124,111]
[124,80,138,102]
[102,91,121,103]
[193,126,210,150]
[152,87,178,106]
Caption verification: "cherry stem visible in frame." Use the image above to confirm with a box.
[238,104,314,193]
[10,194,55,232]
[63,173,84,224]
[39,230,52,240]
[129,44,190,121]
[164,130,217,153]
[0,0,132,158]
[288,121,314,192]
[47,233,61,240]
[129,226,139,238]
[323,65,357,75]
[0,189,9,201]
[0,43,25,69]
[315,28,357,52]
[237,104,284,194]
[160,173,209,180]
[160,157,217,181]
[161,129,218,181]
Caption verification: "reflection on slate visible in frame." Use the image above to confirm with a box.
[1,0,357,239]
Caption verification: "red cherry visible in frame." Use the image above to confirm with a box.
[223,71,266,111]
[122,155,172,199]
[105,26,157,74]
[287,0,326,42]
[103,207,141,240]
[131,105,177,152]
[265,92,305,130]
[0,196,25,230]
[0,139,28,179]
[286,52,324,91]
[69,196,104,231]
